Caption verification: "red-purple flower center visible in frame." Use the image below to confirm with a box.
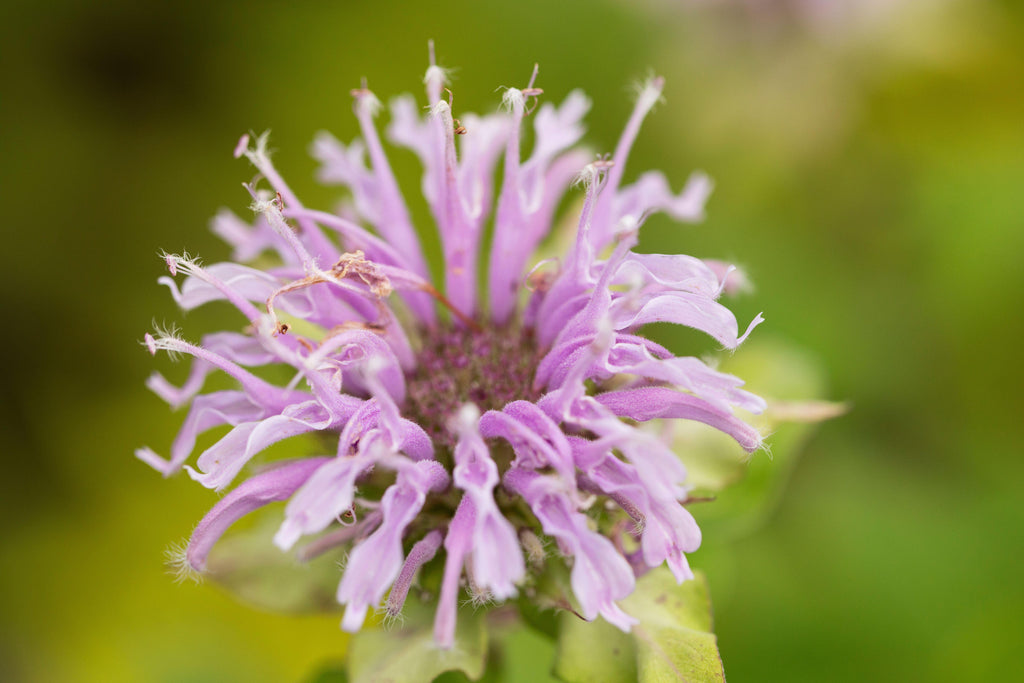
[405,324,543,445]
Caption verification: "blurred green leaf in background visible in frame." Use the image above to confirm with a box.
[1,0,1022,681]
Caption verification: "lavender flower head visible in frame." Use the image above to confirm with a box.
[139,46,765,649]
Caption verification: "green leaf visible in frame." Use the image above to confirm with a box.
[554,570,723,683]
[205,511,344,614]
[554,610,637,683]
[347,601,488,683]
[626,571,724,683]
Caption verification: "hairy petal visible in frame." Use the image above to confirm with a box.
[596,386,763,453]
[338,460,449,631]
[451,406,525,599]
[185,457,330,572]
[505,469,637,631]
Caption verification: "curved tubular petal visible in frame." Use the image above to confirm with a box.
[147,332,277,409]
[573,437,700,583]
[159,262,279,315]
[451,407,525,599]
[596,386,763,453]
[385,529,443,617]
[479,401,576,492]
[609,290,763,349]
[504,469,637,631]
[434,497,474,650]
[273,453,373,551]
[351,90,432,283]
[187,399,347,492]
[163,391,268,476]
[186,457,330,572]
[337,460,449,631]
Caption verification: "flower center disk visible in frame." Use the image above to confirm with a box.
[405,324,542,446]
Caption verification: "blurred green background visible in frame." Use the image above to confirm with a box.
[2,0,1022,681]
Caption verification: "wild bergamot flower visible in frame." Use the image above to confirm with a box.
[138,47,765,648]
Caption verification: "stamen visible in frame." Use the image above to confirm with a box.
[240,131,336,261]
[160,251,264,323]
[424,40,448,104]
[143,333,285,404]
[247,183,319,273]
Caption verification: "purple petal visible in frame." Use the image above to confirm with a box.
[273,454,372,551]
[504,469,637,631]
[187,399,340,492]
[575,442,699,583]
[589,78,665,250]
[451,406,525,599]
[613,252,722,297]
[609,290,763,349]
[211,209,296,265]
[596,386,763,453]
[489,89,591,323]
[159,262,280,312]
[185,457,329,572]
[146,332,278,409]
[385,529,443,618]
[479,401,576,490]
[434,496,474,650]
[338,460,448,631]
[611,170,712,235]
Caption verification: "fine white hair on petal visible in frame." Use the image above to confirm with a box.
[144,324,184,359]
[379,603,406,630]
[571,159,612,190]
[160,251,204,278]
[632,76,666,112]
[424,64,450,88]
[354,89,383,118]
[243,130,274,168]
[501,87,525,112]
[164,540,202,584]
[429,99,451,118]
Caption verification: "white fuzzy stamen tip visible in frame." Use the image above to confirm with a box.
[615,215,640,238]
[502,88,525,112]
[353,89,382,118]
[573,159,613,189]
[424,65,448,89]
[429,100,451,118]
[637,77,666,111]
[144,333,157,355]
[249,190,277,215]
